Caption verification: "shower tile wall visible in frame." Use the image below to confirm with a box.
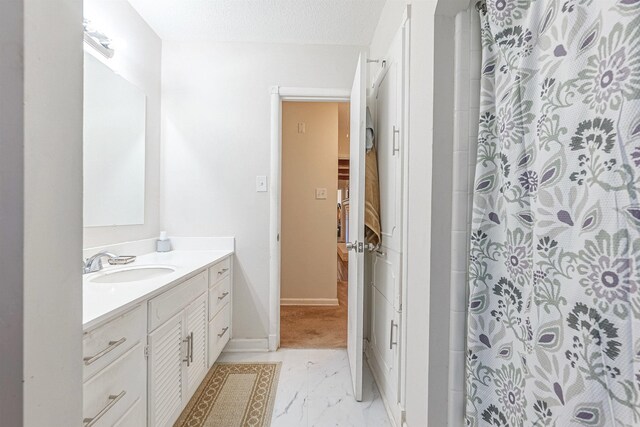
[448,7,481,426]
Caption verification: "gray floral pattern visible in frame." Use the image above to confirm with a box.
[466,1,640,426]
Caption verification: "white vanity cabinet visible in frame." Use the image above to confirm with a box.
[207,256,232,366]
[82,304,148,427]
[147,272,209,427]
[83,252,234,427]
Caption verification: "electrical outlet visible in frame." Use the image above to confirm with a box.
[315,188,327,199]
[256,176,268,192]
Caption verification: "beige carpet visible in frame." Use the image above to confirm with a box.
[280,281,347,348]
[175,363,281,427]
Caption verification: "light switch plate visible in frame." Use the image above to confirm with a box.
[315,188,327,199]
[256,176,268,192]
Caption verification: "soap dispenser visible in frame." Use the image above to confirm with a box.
[156,231,172,252]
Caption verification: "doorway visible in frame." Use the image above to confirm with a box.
[279,101,351,348]
[268,59,368,400]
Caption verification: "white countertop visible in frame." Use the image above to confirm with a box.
[83,249,233,330]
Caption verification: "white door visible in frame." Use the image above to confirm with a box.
[347,52,367,401]
[148,312,185,427]
[185,293,208,396]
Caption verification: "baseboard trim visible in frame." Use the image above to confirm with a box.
[223,338,269,353]
[365,348,401,427]
[268,334,278,351]
[280,298,339,306]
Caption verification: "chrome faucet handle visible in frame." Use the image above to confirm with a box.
[83,251,118,274]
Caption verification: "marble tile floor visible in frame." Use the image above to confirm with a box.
[218,349,393,427]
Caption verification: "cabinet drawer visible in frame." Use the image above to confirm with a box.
[113,397,146,427]
[208,257,231,286]
[208,304,230,366]
[83,342,146,427]
[372,248,402,310]
[148,271,208,332]
[371,287,397,375]
[83,304,146,381]
[208,275,231,320]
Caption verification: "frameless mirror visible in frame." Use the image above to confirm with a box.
[83,52,146,227]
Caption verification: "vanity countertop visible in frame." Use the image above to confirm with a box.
[83,249,233,330]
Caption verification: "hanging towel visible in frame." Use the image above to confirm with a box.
[366,107,375,152]
[364,107,381,247]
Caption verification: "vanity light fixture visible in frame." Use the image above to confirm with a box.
[83,19,114,59]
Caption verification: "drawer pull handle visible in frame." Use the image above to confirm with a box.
[218,292,229,300]
[183,333,193,366]
[83,338,126,365]
[190,332,194,364]
[218,327,229,338]
[83,390,126,426]
[217,268,229,275]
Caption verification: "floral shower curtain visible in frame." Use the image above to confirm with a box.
[466,1,640,426]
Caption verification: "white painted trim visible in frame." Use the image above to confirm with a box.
[269,86,350,353]
[398,6,412,415]
[223,338,269,353]
[278,86,350,101]
[280,298,339,306]
[365,354,400,427]
[269,87,281,353]
[268,334,278,352]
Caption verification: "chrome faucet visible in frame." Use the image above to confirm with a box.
[83,251,118,274]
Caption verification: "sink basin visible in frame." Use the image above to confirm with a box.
[89,265,176,284]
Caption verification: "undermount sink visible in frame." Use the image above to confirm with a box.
[89,265,176,284]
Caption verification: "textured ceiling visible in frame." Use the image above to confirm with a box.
[126,0,386,45]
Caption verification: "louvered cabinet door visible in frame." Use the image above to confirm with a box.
[185,293,209,397]
[148,311,185,427]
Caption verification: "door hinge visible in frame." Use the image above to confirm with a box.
[144,345,149,360]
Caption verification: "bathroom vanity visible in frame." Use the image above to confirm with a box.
[82,243,233,427]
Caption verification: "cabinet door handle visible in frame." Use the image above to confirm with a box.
[183,334,191,366]
[83,390,126,426]
[218,327,229,338]
[217,268,229,276]
[83,337,126,365]
[189,332,194,364]
[218,292,229,300]
[389,320,398,349]
[392,126,400,156]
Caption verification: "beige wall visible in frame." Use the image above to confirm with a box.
[281,102,339,302]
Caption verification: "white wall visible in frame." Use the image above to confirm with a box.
[23,0,84,424]
[0,1,25,423]
[83,0,162,248]
[161,42,362,340]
